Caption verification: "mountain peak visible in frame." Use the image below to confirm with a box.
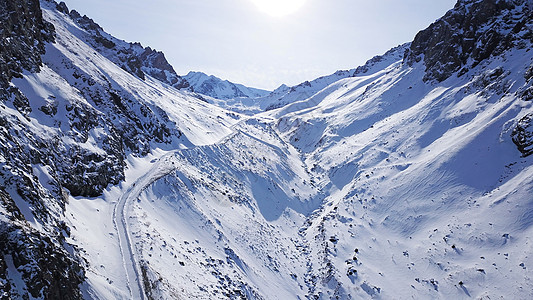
[406,0,533,81]
[54,1,190,90]
[183,71,270,99]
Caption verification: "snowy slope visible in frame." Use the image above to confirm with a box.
[124,50,533,298]
[108,0,533,298]
[209,44,408,116]
[2,0,533,299]
[1,0,241,298]
[272,50,533,298]
[41,2,240,146]
[58,2,190,90]
[36,3,245,298]
[184,71,270,100]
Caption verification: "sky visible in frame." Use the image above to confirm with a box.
[60,0,456,90]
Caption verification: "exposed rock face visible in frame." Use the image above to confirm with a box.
[0,0,185,202]
[0,1,188,298]
[405,0,533,82]
[512,113,533,156]
[63,3,191,90]
[139,47,191,89]
[0,187,84,299]
[404,0,533,157]
[0,222,84,300]
[0,0,54,88]
[0,1,86,298]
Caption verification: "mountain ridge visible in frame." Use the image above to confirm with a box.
[53,1,191,91]
[1,0,533,299]
[183,71,270,100]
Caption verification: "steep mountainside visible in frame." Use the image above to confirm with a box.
[55,2,191,91]
[0,0,239,298]
[406,0,533,82]
[1,0,533,299]
[0,0,85,298]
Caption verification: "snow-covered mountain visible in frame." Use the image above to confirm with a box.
[183,71,270,100]
[59,3,191,91]
[206,44,409,115]
[0,1,239,298]
[1,0,533,299]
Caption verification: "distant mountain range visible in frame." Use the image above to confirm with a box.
[183,71,270,100]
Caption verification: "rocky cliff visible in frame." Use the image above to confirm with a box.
[0,0,190,298]
[404,0,533,156]
[0,0,85,298]
[59,1,190,90]
[406,0,533,82]
[0,0,54,88]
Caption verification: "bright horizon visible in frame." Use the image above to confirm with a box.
[60,0,456,90]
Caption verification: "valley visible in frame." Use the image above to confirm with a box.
[1,0,533,299]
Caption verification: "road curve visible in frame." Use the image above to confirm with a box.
[113,154,178,299]
[112,121,242,299]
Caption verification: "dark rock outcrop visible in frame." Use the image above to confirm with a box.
[512,113,533,156]
[0,0,54,88]
[0,2,86,298]
[0,188,85,299]
[62,3,190,90]
[519,65,533,101]
[139,47,191,89]
[405,0,533,82]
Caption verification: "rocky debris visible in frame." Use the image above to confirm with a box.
[405,0,533,82]
[463,66,512,97]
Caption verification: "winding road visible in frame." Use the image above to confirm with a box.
[112,120,247,299]
[113,153,178,299]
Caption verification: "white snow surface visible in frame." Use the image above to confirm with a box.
[7,1,533,299]
[184,71,270,101]
[205,44,409,116]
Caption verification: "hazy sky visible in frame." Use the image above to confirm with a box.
[60,0,456,90]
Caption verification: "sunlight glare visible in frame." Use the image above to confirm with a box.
[251,0,306,17]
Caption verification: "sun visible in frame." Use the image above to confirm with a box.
[251,0,306,17]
